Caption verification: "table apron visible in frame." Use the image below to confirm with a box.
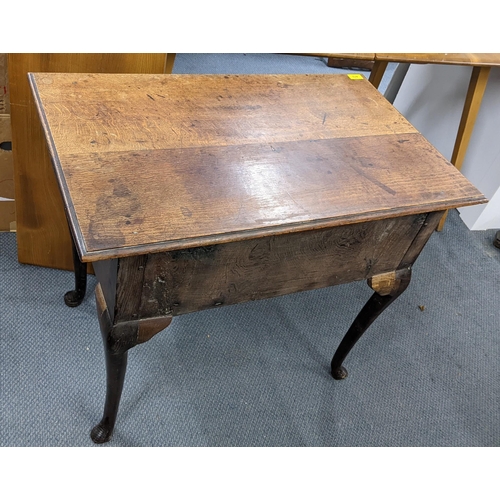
[93,212,435,324]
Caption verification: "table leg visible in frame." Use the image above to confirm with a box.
[383,63,410,104]
[90,282,172,444]
[368,60,389,89]
[64,235,87,307]
[494,231,500,249]
[437,65,491,231]
[90,284,130,444]
[331,268,411,379]
[90,346,129,444]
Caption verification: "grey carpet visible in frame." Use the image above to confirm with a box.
[1,54,498,447]
[1,210,498,447]
[171,53,396,94]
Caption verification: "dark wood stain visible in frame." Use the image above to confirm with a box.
[114,255,149,323]
[92,258,118,322]
[398,211,445,268]
[137,215,426,317]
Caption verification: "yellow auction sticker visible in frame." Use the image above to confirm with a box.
[347,74,364,80]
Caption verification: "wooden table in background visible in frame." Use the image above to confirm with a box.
[8,53,175,272]
[30,72,485,443]
[369,53,500,230]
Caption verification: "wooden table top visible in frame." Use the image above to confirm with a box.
[302,54,500,67]
[374,53,500,66]
[30,73,486,262]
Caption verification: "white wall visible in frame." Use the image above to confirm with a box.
[392,64,500,230]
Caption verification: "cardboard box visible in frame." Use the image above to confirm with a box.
[0,53,10,115]
[0,199,15,231]
[0,54,15,230]
[0,54,16,231]
[0,114,14,199]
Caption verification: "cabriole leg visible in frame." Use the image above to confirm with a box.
[90,283,173,444]
[90,343,129,444]
[64,236,87,307]
[331,268,412,380]
[90,284,130,444]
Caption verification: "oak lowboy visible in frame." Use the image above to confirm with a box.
[30,72,486,443]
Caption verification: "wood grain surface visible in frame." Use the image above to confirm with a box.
[136,214,428,317]
[316,53,500,67]
[374,53,500,66]
[91,213,430,321]
[9,54,170,270]
[32,73,416,154]
[29,73,486,261]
